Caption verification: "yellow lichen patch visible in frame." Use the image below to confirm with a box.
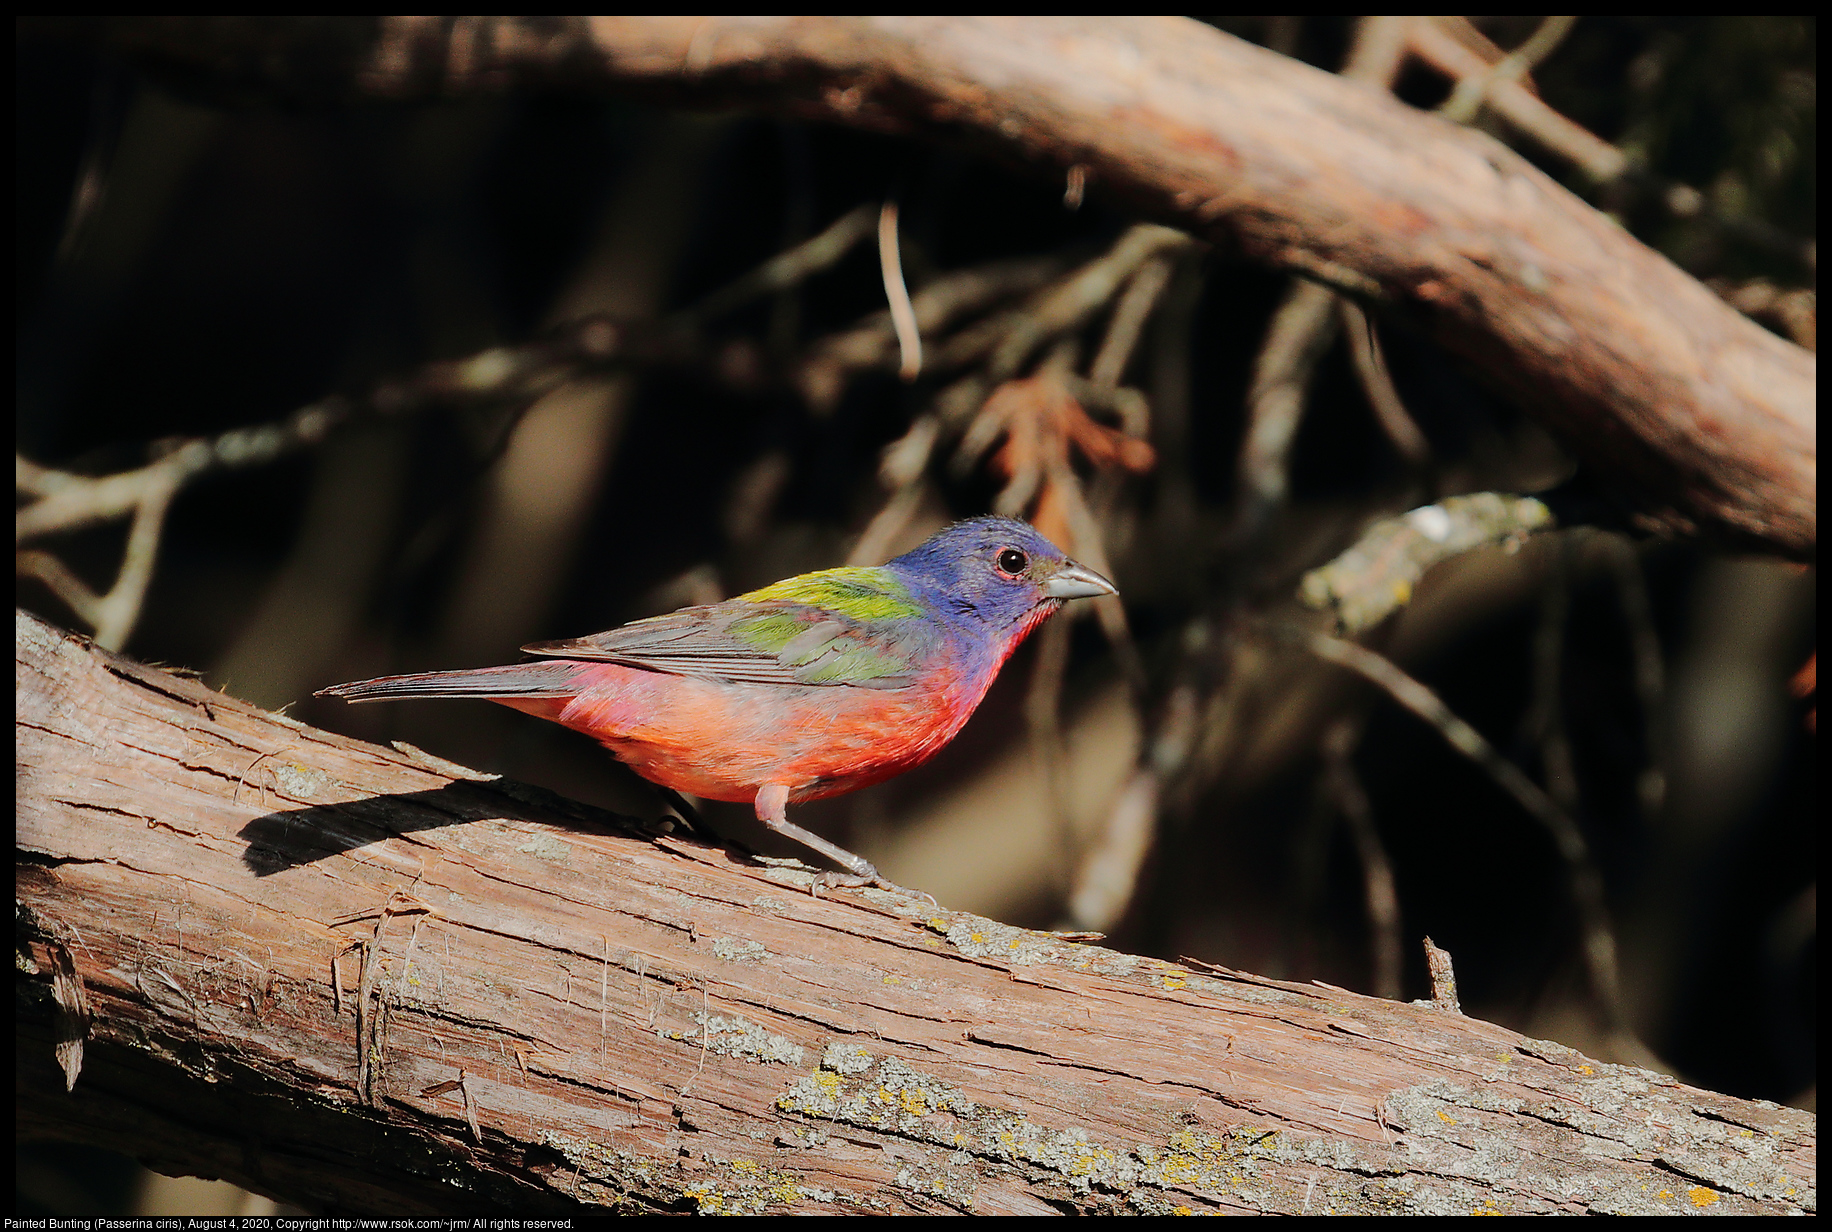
[1576,1064,1594,1075]
[1688,1187,1720,1208]
[1160,974,1187,991]
[1436,1109,1457,1124]
[1068,1143,1116,1178]
[684,1160,809,1215]
[900,1088,929,1117]
[1158,1154,1199,1187]
[815,1070,842,1095]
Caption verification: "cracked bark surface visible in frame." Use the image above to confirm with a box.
[16,610,1817,1214]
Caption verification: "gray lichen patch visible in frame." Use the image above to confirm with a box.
[1380,1075,1814,1215]
[777,1047,1332,1209]
[930,915,1147,982]
[541,1130,662,1201]
[893,1153,980,1210]
[513,832,572,863]
[941,918,1061,965]
[269,761,332,803]
[710,935,769,965]
[662,1013,806,1067]
[821,1041,875,1075]
[682,1157,840,1215]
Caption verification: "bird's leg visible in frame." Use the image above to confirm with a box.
[753,784,933,903]
[754,783,876,884]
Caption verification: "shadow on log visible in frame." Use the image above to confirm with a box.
[16,610,1815,1214]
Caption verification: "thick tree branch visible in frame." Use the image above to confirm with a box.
[16,610,1816,1215]
[53,14,1817,557]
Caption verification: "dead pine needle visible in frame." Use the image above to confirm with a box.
[878,200,922,380]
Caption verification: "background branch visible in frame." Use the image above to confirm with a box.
[68,14,1816,556]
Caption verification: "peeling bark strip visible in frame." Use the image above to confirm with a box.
[16,611,1816,1215]
[64,15,1818,556]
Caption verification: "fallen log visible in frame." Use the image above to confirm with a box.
[17,610,1816,1214]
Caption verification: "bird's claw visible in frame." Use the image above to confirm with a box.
[805,868,937,907]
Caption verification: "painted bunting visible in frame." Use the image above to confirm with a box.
[317,516,1114,892]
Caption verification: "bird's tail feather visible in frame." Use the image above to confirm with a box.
[316,661,583,702]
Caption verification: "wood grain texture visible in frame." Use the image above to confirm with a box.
[70,14,1816,556]
[17,610,1816,1214]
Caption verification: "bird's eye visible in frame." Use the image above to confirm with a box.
[996,548,1029,575]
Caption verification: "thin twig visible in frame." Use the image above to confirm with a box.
[980,225,1195,384]
[1600,535,1666,820]
[1337,298,1430,471]
[1088,256,1173,390]
[1521,533,1581,821]
[1024,614,1075,896]
[17,203,889,651]
[1321,718,1402,1001]
[1232,279,1339,541]
[878,200,922,380]
[847,476,930,567]
[1409,18,1624,181]
[1228,15,1412,549]
[796,256,1064,412]
[671,203,876,328]
[1065,771,1159,933]
[1437,15,1578,126]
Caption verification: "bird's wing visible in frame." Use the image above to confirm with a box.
[521,567,936,689]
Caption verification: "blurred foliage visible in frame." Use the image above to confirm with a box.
[14,16,1815,1214]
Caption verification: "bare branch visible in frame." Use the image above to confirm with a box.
[1300,494,1556,634]
[68,16,1814,552]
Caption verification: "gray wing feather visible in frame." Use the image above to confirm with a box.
[521,606,922,689]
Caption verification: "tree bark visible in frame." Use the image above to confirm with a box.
[16,610,1815,1215]
[51,14,1818,557]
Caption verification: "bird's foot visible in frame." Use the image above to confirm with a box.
[808,867,937,907]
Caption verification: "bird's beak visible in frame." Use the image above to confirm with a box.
[1043,560,1117,600]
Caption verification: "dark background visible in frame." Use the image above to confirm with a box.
[17,16,1814,1215]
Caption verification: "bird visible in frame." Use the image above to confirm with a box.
[317,516,1115,894]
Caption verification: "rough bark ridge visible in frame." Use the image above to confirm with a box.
[16,611,1816,1214]
[69,14,1818,557]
